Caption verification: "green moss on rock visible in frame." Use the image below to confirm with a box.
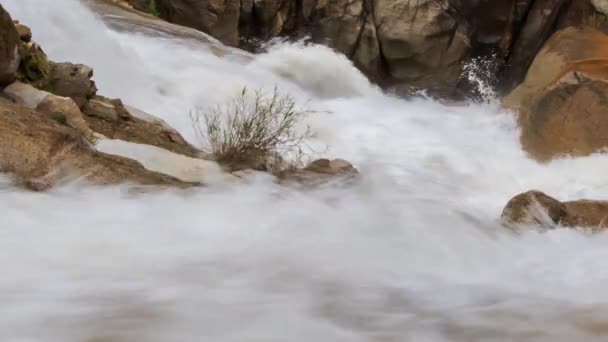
[17,43,52,89]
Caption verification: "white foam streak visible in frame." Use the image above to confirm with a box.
[3,0,608,340]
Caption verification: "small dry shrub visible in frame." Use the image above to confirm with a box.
[191,87,314,172]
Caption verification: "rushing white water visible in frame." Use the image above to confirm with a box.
[4,1,608,341]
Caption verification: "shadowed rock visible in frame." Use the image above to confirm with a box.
[0,4,20,87]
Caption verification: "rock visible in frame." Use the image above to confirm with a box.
[17,42,52,89]
[592,0,608,15]
[4,81,94,140]
[0,97,194,190]
[3,80,49,108]
[277,158,359,187]
[0,4,20,87]
[14,23,32,42]
[501,0,570,90]
[308,0,383,82]
[96,138,233,184]
[82,95,200,157]
[373,0,471,95]
[501,191,569,230]
[501,190,608,232]
[155,0,241,46]
[49,62,97,108]
[304,158,358,174]
[504,27,608,160]
[36,94,96,140]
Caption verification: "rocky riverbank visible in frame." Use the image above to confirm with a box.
[4,1,608,232]
[0,3,357,191]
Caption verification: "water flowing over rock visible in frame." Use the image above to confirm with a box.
[82,95,200,157]
[0,97,195,190]
[502,190,608,231]
[505,27,608,160]
[117,0,608,97]
[156,0,241,46]
[0,4,20,87]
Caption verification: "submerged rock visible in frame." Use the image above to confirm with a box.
[276,158,359,187]
[501,190,608,232]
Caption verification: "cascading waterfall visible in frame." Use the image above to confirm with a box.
[4,0,608,341]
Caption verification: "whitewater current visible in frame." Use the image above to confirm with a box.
[4,0,608,341]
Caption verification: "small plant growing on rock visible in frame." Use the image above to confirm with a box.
[191,87,313,173]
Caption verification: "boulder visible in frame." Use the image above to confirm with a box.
[504,27,608,160]
[0,4,20,87]
[4,81,94,140]
[155,0,241,46]
[501,190,608,232]
[308,0,383,82]
[82,95,199,157]
[49,62,97,108]
[373,0,471,95]
[36,94,95,140]
[0,97,194,190]
[14,22,32,42]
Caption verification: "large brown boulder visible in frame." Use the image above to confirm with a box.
[0,4,20,87]
[501,190,608,232]
[504,27,608,160]
[0,97,194,190]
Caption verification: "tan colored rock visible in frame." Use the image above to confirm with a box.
[3,81,48,107]
[504,27,608,160]
[0,97,194,190]
[4,81,94,140]
[36,94,96,140]
[82,95,199,157]
[0,4,20,87]
[14,23,32,42]
[501,190,608,232]
[49,62,97,108]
